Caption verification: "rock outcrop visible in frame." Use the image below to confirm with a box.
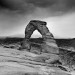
[0,47,70,75]
[22,20,59,54]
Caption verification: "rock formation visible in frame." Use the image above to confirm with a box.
[21,20,59,54]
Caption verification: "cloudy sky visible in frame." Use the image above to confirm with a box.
[0,0,75,38]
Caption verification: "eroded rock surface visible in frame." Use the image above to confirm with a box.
[21,20,59,54]
[0,47,71,75]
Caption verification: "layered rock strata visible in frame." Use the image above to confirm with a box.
[21,20,59,54]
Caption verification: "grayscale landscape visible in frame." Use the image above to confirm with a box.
[0,0,75,75]
[0,37,75,75]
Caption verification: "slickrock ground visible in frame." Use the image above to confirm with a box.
[0,46,73,75]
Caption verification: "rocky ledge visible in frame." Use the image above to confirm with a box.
[0,47,73,75]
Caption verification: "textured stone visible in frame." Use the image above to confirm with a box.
[0,47,71,75]
[22,20,59,54]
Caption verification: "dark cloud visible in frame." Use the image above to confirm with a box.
[66,0,75,9]
[25,0,75,12]
[0,0,35,14]
[0,0,75,37]
[25,0,57,7]
[26,0,75,7]
[0,0,75,17]
[0,0,23,10]
[0,0,75,19]
[0,0,75,14]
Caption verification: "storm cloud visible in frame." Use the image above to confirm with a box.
[0,0,75,15]
[0,0,75,14]
[0,0,35,15]
[0,0,75,37]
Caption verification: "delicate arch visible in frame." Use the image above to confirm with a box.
[20,20,59,54]
[25,20,54,40]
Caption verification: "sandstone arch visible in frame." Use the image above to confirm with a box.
[21,20,59,54]
[25,20,53,40]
